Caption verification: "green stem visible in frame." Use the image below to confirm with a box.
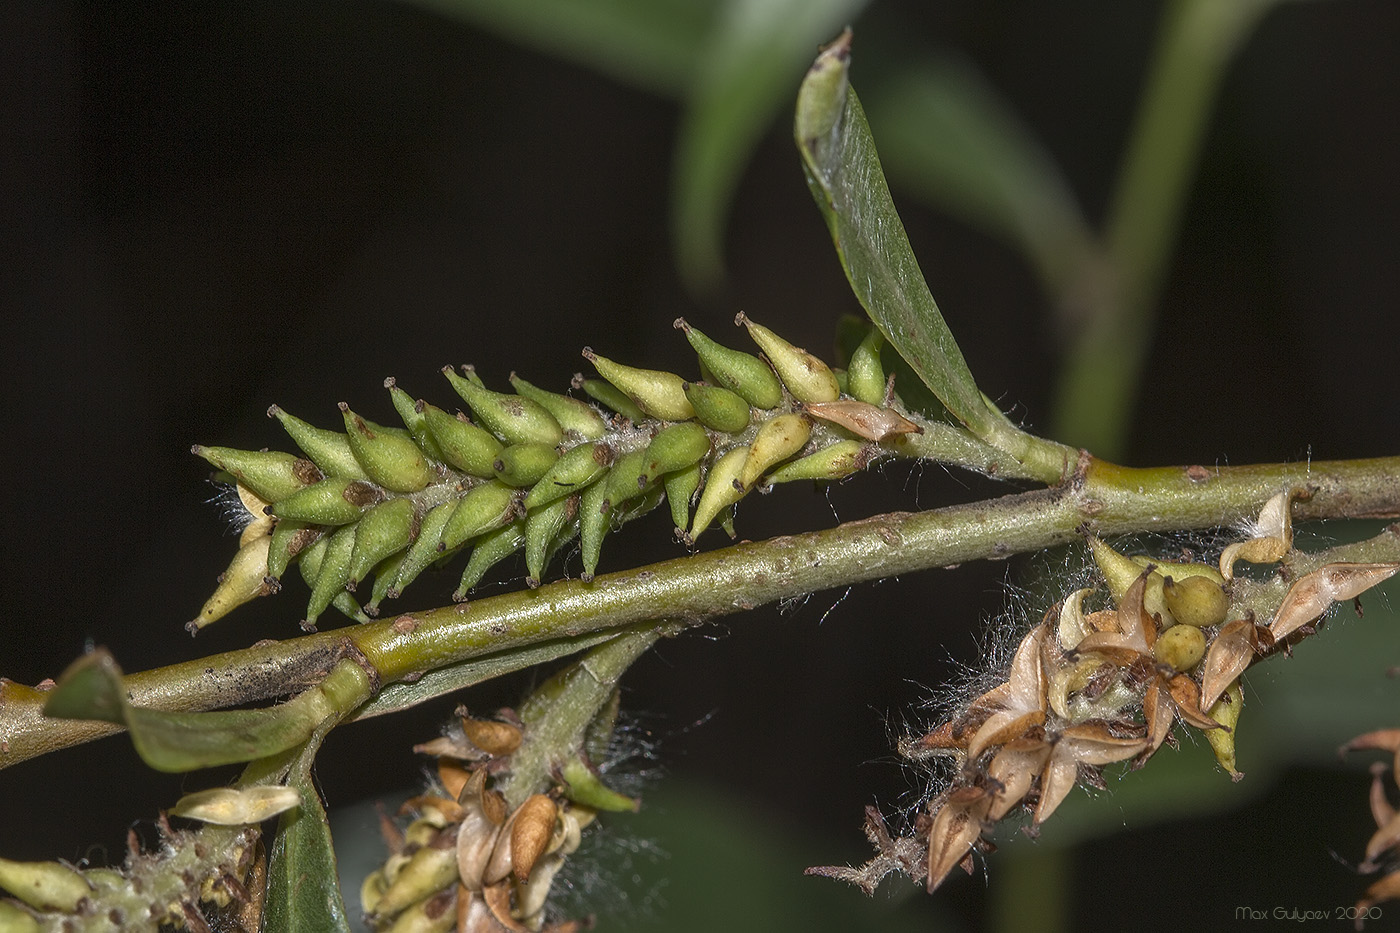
[1051,0,1279,456]
[4,454,1398,768]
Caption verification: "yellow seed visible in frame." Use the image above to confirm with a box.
[1153,623,1206,671]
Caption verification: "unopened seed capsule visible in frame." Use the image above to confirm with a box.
[683,381,750,433]
[559,757,638,813]
[739,413,811,489]
[0,857,91,912]
[493,442,560,488]
[368,831,459,923]
[736,313,839,404]
[846,327,887,405]
[509,795,558,881]
[297,533,367,623]
[365,550,408,614]
[0,901,40,933]
[421,404,502,478]
[690,446,750,538]
[1153,623,1206,671]
[579,476,610,582]
[763,439,868,485]
[272,477,382,526]
[574,375,647,423]
[266,520,322,582]
[1162,575,1230,628]
[305,523,358,629]
[522,441,614,510]
[389,499,461,597]
[440,480,520,552]
[387,380,445,462]
[602,448,651,510]
[192,445,322,503]
[341,404,435,493]
[509,374,609,440]
[268,406,369,480]
[640,421,711,486]
[443,367,563,447]
[454,519,526,599]
[191,533,275,631]
[524,495,576,586]
[347,497,417,590]
[1089,538,1173,625]
[674,318,783,409]
[664,461,702,532]
[582,348,694,422]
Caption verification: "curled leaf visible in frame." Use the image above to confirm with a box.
[1270,562,1400,640]
[1201,618,1258,710]
[1220,489,1299,579]
[171,785,302,825]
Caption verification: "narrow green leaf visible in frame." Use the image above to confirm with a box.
[864,56,1098,302]
[794,31,991,437]
[262,731,352,933]
[672,0,869,290]
[43,650,370,773]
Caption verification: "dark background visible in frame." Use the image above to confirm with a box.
[3,2,1399,930]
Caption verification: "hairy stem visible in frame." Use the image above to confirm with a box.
[3,454,1398,769]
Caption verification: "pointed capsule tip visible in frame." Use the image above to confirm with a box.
[337,401,349,412]
[266,404,281,418]
[673,317,689,332]
[383,376,396,388]
[734,311,749,326]
[581,347,596,361]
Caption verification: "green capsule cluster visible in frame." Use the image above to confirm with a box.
[193,316,917,631]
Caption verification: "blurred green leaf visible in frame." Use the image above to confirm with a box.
[402,0,715,95]
[43,650,363,773]
[795,34,993,440]
[864,56,1098,301]
[264,731,353,933]
[673,0,868,290]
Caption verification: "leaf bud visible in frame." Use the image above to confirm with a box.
[736,312,839,403]
[674,318,783,409]
[416,403,502,479]
[683,381,751,433]
[1162,574,1230,628]
[192,445,322,503]
[493,442,560,488]
[267,405,369,480]
[522,441,614,510]
[582,348,695,422]
[509,373,609,440]
[271,476,383,526]
[739,413,812,489]
[341,404,435,493]
[443,367,564,447]
[347,497,417,590]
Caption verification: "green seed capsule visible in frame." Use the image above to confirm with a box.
[763,439,868,485]
[0,901,40,933]
[192,445,322,503]
[736,313,840,404]
[386,379,445,462]
[443,367,564,447]
[1089,537,1173,625]
[0,857,92,912]
[493,442,560,487]
[524,494,577,586]
[683,381,751,433]
[268,405,369,480]
[368,836,459,923]
[509,373,609,440]
[738,413,812,489]
[297,534,367,623]
[583,348,695,422]
[305,523,358,630]
[674,318,783,409]
[453,519,526,599]
[1162,575,1230,628]
[664,461,703,532]
[272,477,382,526]
[341,404,435,493]
[267,520,322,582]
[523,441,614,510]
[422,403,502,478]
[579,473,610,581]
[347,497,417,590]
[641,421,712,487]
[574,375,647,423]
[690,446,750,538]
[388,498,461,597]
[847,327,887,406]
[365,550,409,615]
[440,480,520,551]
[1153,622,1207,671]
[190,533,275,631]
[603,448,651,510]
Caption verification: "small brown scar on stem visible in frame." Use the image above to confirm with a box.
[391,615,419,635]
